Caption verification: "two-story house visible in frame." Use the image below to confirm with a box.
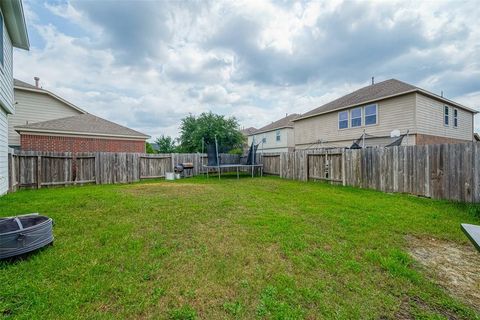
[0,0,29,195]
[248,114,299,153]
[10,78,149,153]
[9,78,87,149]
[294,79,477,149]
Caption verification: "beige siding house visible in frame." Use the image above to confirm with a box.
[8,79,87,148]
[0,1,29,195]
[294,79,477,149]
[248,114,299,153]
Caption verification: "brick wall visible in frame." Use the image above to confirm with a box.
[21,134,145,153]
[415,133,472,145]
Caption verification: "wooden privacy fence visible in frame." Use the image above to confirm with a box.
[8,143,480,203]
[8,151,240,192]
[258,142,480,203]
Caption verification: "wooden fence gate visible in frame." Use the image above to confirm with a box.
[307,151,344,184]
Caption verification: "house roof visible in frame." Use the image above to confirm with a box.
[14,79,88,114]
[0,0,29,50]
[295,79,478,121]
[253,114,300,135]
[240,127,257,136]
[15,114,150,139]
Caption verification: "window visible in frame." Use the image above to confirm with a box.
[0,10,3,67]
[454,108,458,128]
[276,130,281,142]
[338,111,348,129]
[350,107,362,127]
[444,106,449,126]
[365,104,377,125]
[262,135,266,143]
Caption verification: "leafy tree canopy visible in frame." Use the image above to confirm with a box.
[178,112,244,153]
[145,142,156,154]
[155,135,177,153]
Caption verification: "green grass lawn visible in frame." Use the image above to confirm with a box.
[1,176,479,319]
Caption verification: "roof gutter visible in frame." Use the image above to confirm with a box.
[294,89,478,122]
[0,0,29,50]
[14,127,150,140]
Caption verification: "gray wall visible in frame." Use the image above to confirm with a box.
[0,7,13,195]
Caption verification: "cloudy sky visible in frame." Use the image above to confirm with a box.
[14,0,480,139]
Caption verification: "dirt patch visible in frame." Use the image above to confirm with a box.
[407,235,480,311]
[122,183,213,196]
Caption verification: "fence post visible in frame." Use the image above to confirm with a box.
[170,153,175,172]
[36,155,42,189]
[342,150,346,186]
[8,152,13,192]
[95,153,100,185]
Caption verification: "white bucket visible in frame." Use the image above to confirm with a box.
[165,172,175,180]
[175,173,181,179]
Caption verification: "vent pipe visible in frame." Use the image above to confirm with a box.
[371,77,374,85]
[34,77,40,88]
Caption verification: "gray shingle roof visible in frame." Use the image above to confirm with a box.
[299,79,417,119]
[297,78,477,120]
[15,114,150,139]
[240,127,257,135]
[254,114,300,135]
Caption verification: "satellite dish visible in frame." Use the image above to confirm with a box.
[390,129,400,138]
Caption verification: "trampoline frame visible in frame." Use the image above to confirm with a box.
[202,136,263,179]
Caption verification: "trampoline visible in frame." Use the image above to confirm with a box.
[203,138,263,179]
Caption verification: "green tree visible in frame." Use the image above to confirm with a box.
[155,135,177,153]
[178,112,244,153]
[145,142,156,154]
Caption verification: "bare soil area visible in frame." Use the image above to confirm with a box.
[407,235,480,311]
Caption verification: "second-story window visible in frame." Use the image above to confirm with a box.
[276,130,281,142]
[351,107,362,127]
[444,106,449,126]
[338,111,348,129]
[365,104,377,125]
[454,108,458,127]
[262,135,266,143]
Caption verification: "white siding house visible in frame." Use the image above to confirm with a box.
[0,1,29,195]
[8,79,87,148]
[247,114,299,153]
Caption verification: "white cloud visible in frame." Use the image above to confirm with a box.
[13,0,480,141]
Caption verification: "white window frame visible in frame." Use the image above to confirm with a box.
[453,108,458,128]
[275,130,281,142]
[364,104,378,126]
[444,106,449,126]
[350,107,362,128]
[338,110,349,130]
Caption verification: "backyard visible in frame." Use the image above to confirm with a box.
[0,176,479,319]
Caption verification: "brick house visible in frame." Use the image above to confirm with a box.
[294,79,478,149]
[9,78,88,149]
[15,114,149,153]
